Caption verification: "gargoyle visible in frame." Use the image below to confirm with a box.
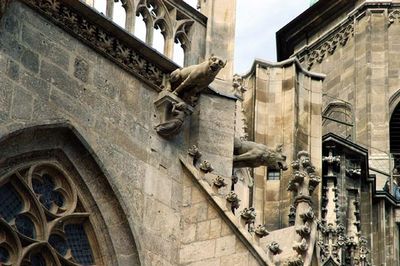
[233,137,288,170]
[169,55,226,101]
[154,102,188,138]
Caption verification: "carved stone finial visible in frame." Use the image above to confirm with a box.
[240,207,256,224]
[288,205,296,226]
[293,238,308,253]
[233,137,288,169]
[188,145,202,162]
[232,74,246,99]
[322,146,340,177]
[199,160,213,173]
[169,55,226,104]
[268,241,282,255]
[286,255,304,266]
[300,208,315,222]
[254,224,270,238]
[226,191,240,209]
[296,222,311,238]
[213,176,227,188]
[288,151,320,196]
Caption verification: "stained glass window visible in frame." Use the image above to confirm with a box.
[66,224,95,265]
[0,164,99,265]
[0,183,23,222]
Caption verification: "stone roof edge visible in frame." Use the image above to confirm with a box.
[241,58,326,80]
[294,1,396,63]
[276,0,354,61]
[276,0,397,61]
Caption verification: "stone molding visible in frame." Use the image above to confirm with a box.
[295,3,400,69]
[8,0,182,92]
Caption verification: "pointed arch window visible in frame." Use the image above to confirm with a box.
[112,0,127,28]
[0,163,101,265]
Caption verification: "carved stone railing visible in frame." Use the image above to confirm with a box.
[80,0,205,58]
[12,0,180,91]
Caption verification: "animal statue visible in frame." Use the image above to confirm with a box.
[233,137,288,170]
[154,102,188,138]
[169,55,226,98]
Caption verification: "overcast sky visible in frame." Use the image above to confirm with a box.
[184,0,311,74]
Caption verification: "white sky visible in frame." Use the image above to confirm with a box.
[185,0,311,74]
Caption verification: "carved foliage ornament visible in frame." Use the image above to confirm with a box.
[0,162,99,265]
[23,0,165,89]
[302,23,354,69]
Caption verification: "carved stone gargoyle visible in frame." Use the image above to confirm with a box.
[153,90,193,138]
[154,55,225,138]
[233,137,288,170]
[169,55,226,104]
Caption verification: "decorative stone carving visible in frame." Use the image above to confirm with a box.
[213,176,227,188]
[389,9,400,25]
[136,0,195,51]
[233,137,288,169]
[226,191,240,209]
[240,207,256,224]
[288,205,296,226]
[199,160,214,173]
[23,0,167,90]
[300,208,315,222]
[232,74,246,99]
[288,151,320,265]
[154,102,188,137]
[0,162,100,265]
[188,145,202,164]
[169,55,226,104]
[254,224,269,238]
[268,241,282,255]
[296,222,311,238]
[319,140,371,266]
[299,22,354,69]
[286,255,304,266]
[154,91,193,138]
[293,238,308,253]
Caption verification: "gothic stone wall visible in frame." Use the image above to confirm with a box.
[295,4,400,265]
[242,61,323,231]
[0,2,258,265]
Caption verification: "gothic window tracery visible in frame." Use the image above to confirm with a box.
[82,0,194,62]
[0,162,101,265]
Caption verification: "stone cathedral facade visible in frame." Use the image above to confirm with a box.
[0,0,399,265]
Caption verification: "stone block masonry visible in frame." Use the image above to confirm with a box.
[0,1,257,265]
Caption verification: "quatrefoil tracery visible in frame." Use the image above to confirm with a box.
[0,162,97,266]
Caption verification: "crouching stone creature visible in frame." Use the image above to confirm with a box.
[233,137,288,170]
[154,102,188,138]
[170,55,226,99]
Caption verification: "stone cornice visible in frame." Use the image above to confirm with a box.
[6,0,182,92]
[294,2,400,69]
[276,0,356,61]
[242,57,326,80]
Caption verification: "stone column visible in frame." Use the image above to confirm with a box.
[199,0,236,81]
